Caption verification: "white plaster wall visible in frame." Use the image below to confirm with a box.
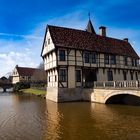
[12,68,20,84]
[42,30,55,56]
[68,66,75,88]
[45,51,57,70]
[113,70,124,80]
[68,50,75,65]
[76,50,83,66]
[97,68,107,81]
[47,69,58,87]
[97,69,126,81]
[12,76,20,84]
[99,54,104,67]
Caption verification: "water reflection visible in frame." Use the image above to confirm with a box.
[46,101,140,140]
[0,93,140,140]
[0,93,47,140]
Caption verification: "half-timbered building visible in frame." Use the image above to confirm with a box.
[12,65,46,84]
[41,19,140,102]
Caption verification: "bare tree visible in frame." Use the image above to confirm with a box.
[38,62,44,70]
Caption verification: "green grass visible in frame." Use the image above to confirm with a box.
[20,88,46,95]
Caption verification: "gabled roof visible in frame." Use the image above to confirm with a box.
[45,25,139,58]
[16,66,36,76]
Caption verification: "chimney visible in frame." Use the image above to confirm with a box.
[99,26,106,36]
[123,38,128,42]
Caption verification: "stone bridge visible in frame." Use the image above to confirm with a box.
[0,77,13,92]
[91,80,140,105]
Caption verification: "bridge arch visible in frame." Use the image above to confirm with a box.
[104,92,140,105]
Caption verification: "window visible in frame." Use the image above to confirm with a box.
[104,54,109,64]
[76,70,81,82]
[123,71,127,80]
[55,75,57,82]
[59,69,67,82]
[131,59,135,66]
[110,55,116,64]
[84,52,90,63]
[48,76,50,82]
[59,50,65,61]
[130,72,133,80]
[124,56,127,66]
[135,59,137,67]
[91,53,96,63]
[48,38,50,45]
[107,70,113,81]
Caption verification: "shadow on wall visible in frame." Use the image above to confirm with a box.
[106,94,140,106]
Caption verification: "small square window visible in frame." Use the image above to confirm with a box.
[59,69,67,82]
[48,38,50,45]
[76,70,81,82]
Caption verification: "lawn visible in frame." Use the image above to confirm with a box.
[20,88,46,96]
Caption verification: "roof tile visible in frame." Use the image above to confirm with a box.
[48,25,139,58]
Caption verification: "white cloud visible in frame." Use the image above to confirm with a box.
[0,32,43,40]
[0,50,38,76]
[0,33,43,77]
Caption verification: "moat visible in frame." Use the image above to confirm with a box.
[0,92,140,140]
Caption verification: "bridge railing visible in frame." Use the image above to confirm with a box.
[94,80,140,89]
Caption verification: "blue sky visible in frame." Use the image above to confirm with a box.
[0,0,140,77]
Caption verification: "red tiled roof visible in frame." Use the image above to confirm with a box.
[16,67,36,76]
[47,25,139,58]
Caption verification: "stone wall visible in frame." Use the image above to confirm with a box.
[46,87,93,102]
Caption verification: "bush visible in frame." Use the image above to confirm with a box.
[30,81,46,88]
[13,82,30,92]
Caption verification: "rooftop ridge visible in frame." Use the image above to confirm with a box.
[48,24,130,43]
